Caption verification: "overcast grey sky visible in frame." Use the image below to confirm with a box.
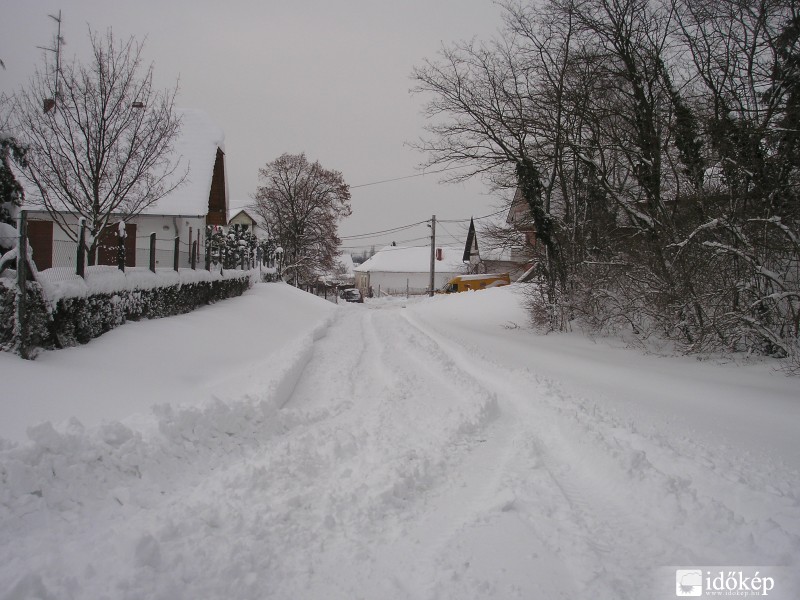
[1,1,508,253]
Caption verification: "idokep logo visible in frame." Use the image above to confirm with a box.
[676,570,703,596]
[673,568,779,597]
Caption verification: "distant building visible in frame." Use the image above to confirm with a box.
[228,208,264,238]
[461,215,533,281]
[354,245,465,296]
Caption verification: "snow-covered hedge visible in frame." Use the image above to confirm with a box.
[0,280,51,353]
[1,270,255,353]
[49,276,252,347]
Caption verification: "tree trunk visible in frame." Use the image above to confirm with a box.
[517,159,565,293]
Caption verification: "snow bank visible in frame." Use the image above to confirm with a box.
[408,284,800,464]
[1,282,798,599]
[0,283,336,444]
[0,283,340,595]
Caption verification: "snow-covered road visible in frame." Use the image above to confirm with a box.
[1,284,798,599]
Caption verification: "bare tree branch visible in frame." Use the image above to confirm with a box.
[12,28,186,264]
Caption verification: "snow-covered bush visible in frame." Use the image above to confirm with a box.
[1,275,251,354]
[49,276,251,347]
[0,279,51,354]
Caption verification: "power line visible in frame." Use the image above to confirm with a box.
[348,243,433,253]
[226,166,464,211]
[339,235,431,250]
[350,165,466,189]
[339,219,430,240]
[436,221,463,245]
[225,197,506,250]
[340,208,506,242]
[341,228,462,249]
[438,208,507,223]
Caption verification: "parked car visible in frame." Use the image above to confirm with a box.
[340,288,364,303]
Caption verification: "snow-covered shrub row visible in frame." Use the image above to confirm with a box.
[0,280,18,349]
[0,272,254,352]
[48,276,252,347]
[0,280,51,353]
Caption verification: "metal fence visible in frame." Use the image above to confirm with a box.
[6,213,277,359]
[18,213,272,283]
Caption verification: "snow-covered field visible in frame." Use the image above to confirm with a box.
[1,283,798,599]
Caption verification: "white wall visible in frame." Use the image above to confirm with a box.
[134,215,207,269]
[23,211,208,270]
[359,270,462,296]
[228,213,263,239]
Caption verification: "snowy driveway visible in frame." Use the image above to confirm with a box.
[1,285,799,599]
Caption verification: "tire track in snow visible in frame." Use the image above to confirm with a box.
[4,300,796,599]
[396,312,711,597]
[351,312,587,599]
[393,313,635,594]
[247,306,516,599]
[351,311,519,598]
[115,305,505,599]
[402,310,800,596]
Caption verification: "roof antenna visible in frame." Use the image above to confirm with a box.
[37,10,64,112]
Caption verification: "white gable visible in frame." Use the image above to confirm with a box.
[355,245,465,274]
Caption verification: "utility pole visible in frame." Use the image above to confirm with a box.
[428,214,436,297]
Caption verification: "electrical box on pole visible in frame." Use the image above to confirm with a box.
[428,215,436,297]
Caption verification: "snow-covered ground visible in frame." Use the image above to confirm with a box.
[1,283,798,599]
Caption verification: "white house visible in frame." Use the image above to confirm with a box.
[21,108,228,271]
[228,208,264,239]
[354,245,466,296]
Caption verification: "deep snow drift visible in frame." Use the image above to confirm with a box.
[1,283,798,599]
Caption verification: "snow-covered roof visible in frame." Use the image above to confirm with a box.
[229,208,257,224]
[354,245,465,274]
[20,108,225,217]
[139,108,225,216]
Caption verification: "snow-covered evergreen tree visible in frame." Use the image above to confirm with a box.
[223,224,258,269]
[0,134,26,228]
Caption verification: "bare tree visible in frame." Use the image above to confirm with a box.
[413,0,799,363]
[13,28,185,264]
[670,0,800,359]
[253,153,351,286]
[411,29,572,320]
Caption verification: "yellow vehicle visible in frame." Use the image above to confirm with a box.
[439,273,511,293]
